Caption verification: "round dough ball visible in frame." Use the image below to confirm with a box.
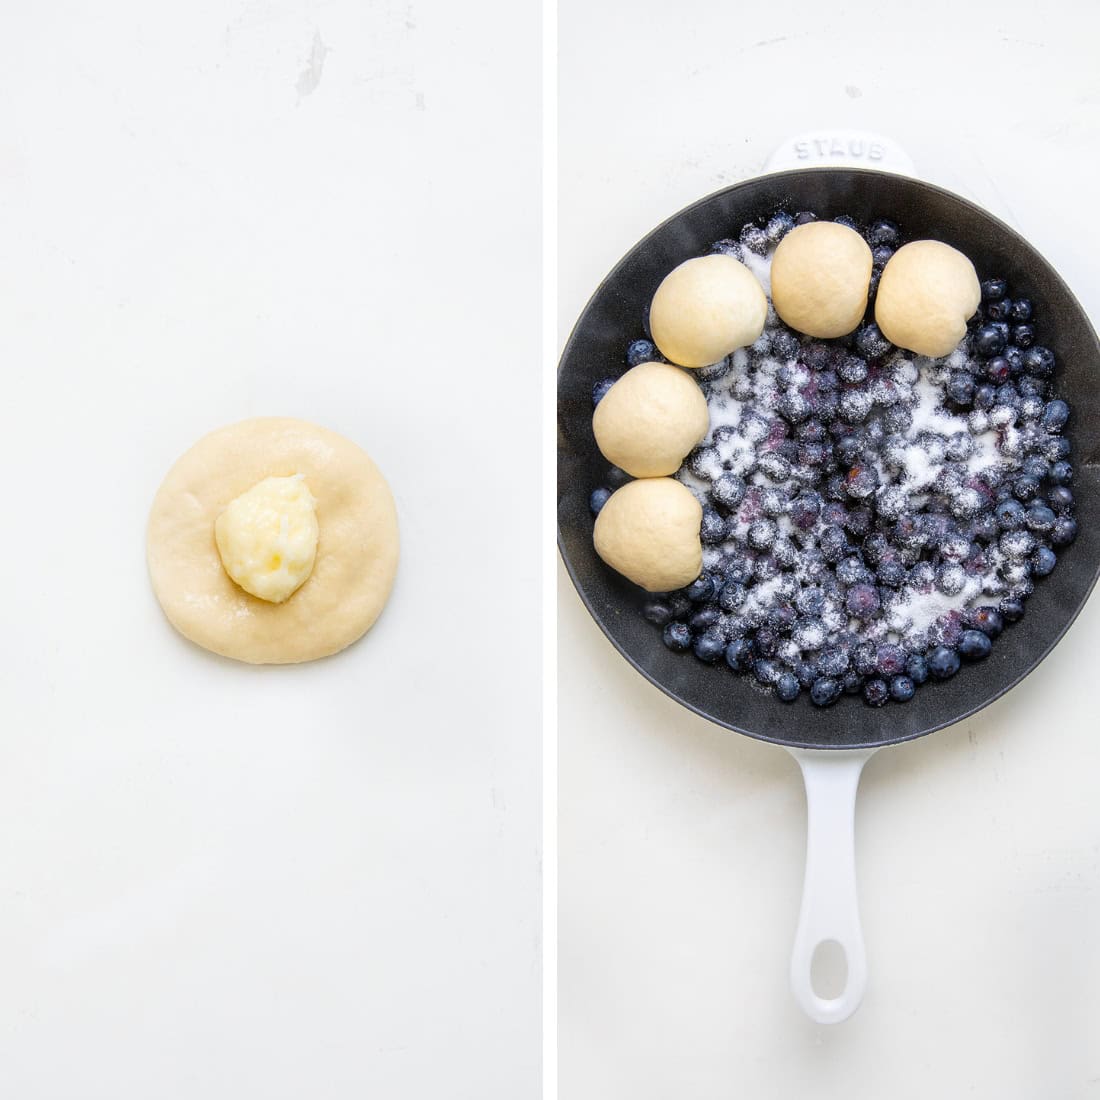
[593,478,702,593]
[874,240,980,357]
[649,254,767,368]
[592,362,709,478]
[770,221,873,338]
[147,417,399,664]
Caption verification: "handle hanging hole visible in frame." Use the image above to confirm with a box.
[811,939,848,1000]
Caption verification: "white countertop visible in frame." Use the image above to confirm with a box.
[559,2,1100,1096]
[0,2,539,1096]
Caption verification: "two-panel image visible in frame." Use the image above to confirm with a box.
[2,1,1099,1097]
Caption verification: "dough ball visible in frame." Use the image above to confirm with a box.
[592,362,709,478]
[874,240,980,357]
[649,254,767,368]
[593,478,702,592]
[147,418,399,664]
[770,221,873,338]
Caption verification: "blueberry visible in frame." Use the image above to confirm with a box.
[854,323,891,359]
[1017,375,1048,398]
[974,324,1007,357]
[724,637,752,671]
[833,214,859,231]
[700,507,728,545]
[877,557,907,588]
[740,223,769,255]
[999,597,1025,622]
[757,452,792,482]
[775,671,800,702]
[958,630,992,660]
[694,633,726,663]
[1022,346,1055,378]
[1022,455,1049,480]
[1052,516,1078,547]
[794,211,817,225]
[936,563,966,595]
[838,356,869,384]
[810,677,843,707]
[974,383,997,409]
[985,357,1011,384]
[845,464,879,499]
[1026,504,1056,533]
[771,329,801,361]
[667,593,692,619]
[625,339,658,367]
[1000,529,1036,560]
[928,646,961,680]
[871,244,895,269]
[592,377,616,405]
[868,219,900,247]
[985,297,1013,322]
[1042,399,1069,432]
[689,606,720,633]
[718,581,746,611]
[696,357,732,382]
[875,643,907,677]
[1048,486,1074,513]
[839,389,873,423]
[766,212,796,242]
[589,487,611,515]
[643,599,672,626]
[820,525,850,563]
[945,371,975,405]
[711,474,747,510]
[846,583,881,620]
[967,607,1004,638]
[981,278,1007,302]
[817,646,850,677]
[889,675,916,702]
[1012,324,1035,349]
[1013,475,1040,502]
[1032,546,1057,577]
[663,622,692,652]
[842,670,864,695]
[1009,298,1033,321]
[1050,461,1073,486]
[748,518,778,550]
[685,575,716,602]
[905,654,929,684]
[1044,437,1072,462]
[754,657,782,685]
[863,678,889,707]
[998,499,1020,532]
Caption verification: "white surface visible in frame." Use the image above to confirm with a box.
[0,3,539,1097]
[560,1,1100,1096]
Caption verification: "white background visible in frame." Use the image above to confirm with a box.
[0,2,539,1097]
[559,2,1100,1097]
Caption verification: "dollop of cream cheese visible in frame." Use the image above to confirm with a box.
[214,474,318,603]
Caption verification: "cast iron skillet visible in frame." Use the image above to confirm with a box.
[558,168,1100,1020]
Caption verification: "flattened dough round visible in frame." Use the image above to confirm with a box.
[147,417,399,664]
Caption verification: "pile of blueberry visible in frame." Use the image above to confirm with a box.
[589,212,1078,708]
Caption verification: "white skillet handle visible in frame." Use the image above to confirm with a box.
[764,130,915,176]
[786,746,877,1024]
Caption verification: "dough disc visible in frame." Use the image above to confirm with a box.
[147,417,399,664]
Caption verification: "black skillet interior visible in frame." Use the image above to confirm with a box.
[558,169,1100,750]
